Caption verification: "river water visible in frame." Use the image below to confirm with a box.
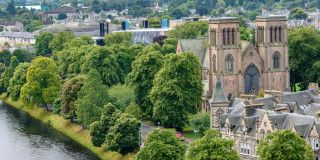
[0,100,100,160]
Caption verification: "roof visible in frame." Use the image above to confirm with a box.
[209,78,229,104]
[0,21,19,26]
[253,96,277,110]
[294,123,309,138]
[179,38,207,67]
[282,90,315,107]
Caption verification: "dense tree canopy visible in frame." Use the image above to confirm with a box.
[189,112,210,136]
[186,130,240,160]
[126,49,164,114]
[49,31,75,52]
[7,62,31,101]
[104,32,133,46]
[105,113,141,154]
[108,84,135,111]
[151,52,203,130]
[0,56,20,94]
[20,57,61,107]
[75,69,109,126]
[257,130,313,160]
[289,7,308,20]
[168,21,208,39]
[135,129,187,160]
[34,32,54,57]
[12,49,32,63]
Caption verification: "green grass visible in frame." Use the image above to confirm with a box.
[0,94,134,160]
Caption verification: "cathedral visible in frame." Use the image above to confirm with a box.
[208,15,290,97]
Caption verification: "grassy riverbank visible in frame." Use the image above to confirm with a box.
[0,94,134,160]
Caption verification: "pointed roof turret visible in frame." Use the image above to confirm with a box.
[209,78,229,103]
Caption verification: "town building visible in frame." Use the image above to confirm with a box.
[0,31,37,46]
[0,21,24,32]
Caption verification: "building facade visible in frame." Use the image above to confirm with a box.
[208,16,290,97]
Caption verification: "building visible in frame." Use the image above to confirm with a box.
[208,16,290,98]
[0,21,24,32]
[0,31,37,46]
[287,20,311,28]
[210,78,320,159]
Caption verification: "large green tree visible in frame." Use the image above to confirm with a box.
[135,129,187,160]
[61,75,86,121]
[189,112,210,136]
[0,56,20,94]
[257,130,313,160]
[289,7,308,20]
[108,84,135,111]
[104,32,133,46]
[186,130,240,160]
[7,62,31,101]
[34,32,54,57]
[90,103,122,147]
[80,46,119,86]
[151,52,203,130]
[12,49,32,63]
[168,21,208,39]
[75,69,109,126]
[105,113,141,154]
[0,50,11,67]
[126,49,164,114]
[20,57,61,108]
[289,26,320,91]
[49,31,75,52]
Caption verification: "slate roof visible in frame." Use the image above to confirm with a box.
[209,78,229,103]
[269,113,288,130]
[282,90,315,107]
[253,96,277,110]
[303,103,320,117]
[295,123,309,138]
[179,38,208,67]
[0,21,19,26]
[0,31,37,39]
[228,115,242,130]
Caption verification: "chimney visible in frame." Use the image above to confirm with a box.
[99,22,105,37]
[106,22,109,34]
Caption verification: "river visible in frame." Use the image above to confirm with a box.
[0,100,100,160]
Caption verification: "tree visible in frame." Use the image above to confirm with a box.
[170,8,188,19]
[90,103,122,147]
[289,7,308,20]
[34,32,54,57]
[135,129,187,160]
[125,102,141,120]
[12,49,32,63]
[0,25,3,32]
[126,50,164,114]
[0,56,20,94]
[109,84,135,111]
[24,20,44,32]
[61,75,86,121]
[257,130,313,160]
[80,34,94,45]
[148,18,161,28]
[20,57,61,108]
[105,113,141,154]
[80,46,119,86]
[75,69,109,126]
[49,31,75,52]
[216,0,226,8]
[168,21,208,39]
[151,52,203,130]
[0,50,12,67]
[58,13,67,20]
[289,26,320,91]
[6,0,16,15]
[189,112,210,136]
[7,63,31,101]
[161,38,178,55]
[71,0,78,8]
[186,130,240,160]
[104,32,133,46]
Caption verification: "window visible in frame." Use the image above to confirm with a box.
[279,26,282,42]
[274,27,277,42]
[212,55,216,72]
[270,27,273,43]
[242,126,246,137]
[260,130,265,139]
[312,138,315,149]
[227,29,230,45]
[225,55,233,73]
[316,138,319,149]
[232,29,235,45]
[273,52,280,69]
[226,125,229,135]
[223,29,226,45]
[240,143,250,155]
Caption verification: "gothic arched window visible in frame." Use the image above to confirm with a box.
[232,28,235,45]
[223,29,226,45]
[274,26,277,42]
[279,26,282,42]
[225,55,233,73]
[212,54,216,72]
[227,29,230,45]
[273,52,280,69]
[260,129,265,139]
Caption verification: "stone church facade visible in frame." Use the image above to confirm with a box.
[208,16,290,97]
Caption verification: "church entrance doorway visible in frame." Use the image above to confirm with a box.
[244,64,259,94]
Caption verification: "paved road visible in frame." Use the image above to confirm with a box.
[140,121,194,145]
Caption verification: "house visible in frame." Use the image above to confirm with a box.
[0,21,24,31]
[0,31,37,46]
[211,79,320,159]
[287,20,311,28]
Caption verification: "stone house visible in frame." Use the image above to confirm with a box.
[287,20,311,28]
[0,31,37,46]
[0,21,23,31]
[211,78,320,159]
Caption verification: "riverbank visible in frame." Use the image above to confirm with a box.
[0,94,134,160]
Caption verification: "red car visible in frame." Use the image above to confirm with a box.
[175,131,186,141]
